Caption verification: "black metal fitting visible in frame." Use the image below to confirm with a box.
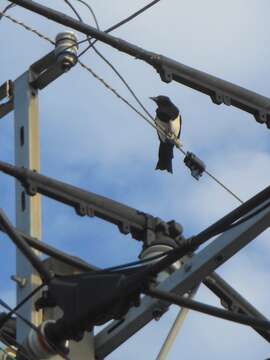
[184,151,206,180]
[167,220,183,239]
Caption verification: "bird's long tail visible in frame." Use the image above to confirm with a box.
[156,142,174,173]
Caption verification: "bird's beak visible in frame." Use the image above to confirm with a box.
[149,96,157,102]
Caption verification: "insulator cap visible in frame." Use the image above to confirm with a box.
[140,244,181,282]
[55,31,78,72]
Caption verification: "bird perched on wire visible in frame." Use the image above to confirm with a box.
[150,95,181,173]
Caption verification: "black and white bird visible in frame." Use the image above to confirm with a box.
[150,95,181,173]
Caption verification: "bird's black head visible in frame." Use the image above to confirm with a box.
[150,95,172,106]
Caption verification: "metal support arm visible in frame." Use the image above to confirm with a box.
[0,223,97,272]
[0,161,183,245]
[146,287,270,332]
[204,273,270,342]
[95,200,270,359]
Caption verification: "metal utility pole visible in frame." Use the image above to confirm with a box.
[13,69,42,343]
[0,30,95,359]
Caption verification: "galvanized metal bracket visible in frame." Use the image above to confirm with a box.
[29,32,78,90]
[0,80,14,119]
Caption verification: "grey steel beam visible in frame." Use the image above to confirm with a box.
[13,70,42,343]
[4,31,95,359]
[9,0,270,128]
[204,273,270,342]
[95,200,270,359]
[146,288,270,331]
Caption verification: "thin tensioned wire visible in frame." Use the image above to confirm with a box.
[78,0,162,57]
[0,10,243,204]
[0,286,71,360]
[74,0,100,30]
[64,0,154,120]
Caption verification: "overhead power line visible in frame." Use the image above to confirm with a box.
[78,0,162,57]
[106,0,162,33]
[73,0,100,30]
[0,9,243,205]
[0,2,16,21]
[65,0,154,120]
[0,285,71,360]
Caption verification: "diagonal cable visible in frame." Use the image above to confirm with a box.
[0,9,243,205]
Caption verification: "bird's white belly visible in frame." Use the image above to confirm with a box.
[155,116,180,142]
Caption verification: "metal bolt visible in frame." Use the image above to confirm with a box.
[152,308,163,321]
[11,275,27,288]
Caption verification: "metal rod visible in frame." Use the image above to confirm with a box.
[204,273,270,342]
[194,186,270,246]
[95,200,270,359]
[0,209,53,283]
[156,307,189,360]
[24,233,97,272]
[155,289,195,360]
[155,286,199,360]
[9,0,270,127]
[146,287,270,332]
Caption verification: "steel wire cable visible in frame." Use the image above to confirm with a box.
[0,297,41,334]
[72,0,100,30]
[4,0,157,121]
[0,284,45,329]
[78,0,162,57]
[0,3,16,21]
[0,284,71,360]
[0,10,243,202]
[65,0,154,120]
[0,329,35,360]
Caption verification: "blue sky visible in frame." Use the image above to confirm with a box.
[0,0,269,358]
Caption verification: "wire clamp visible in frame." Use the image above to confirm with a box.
[184,151,206,180]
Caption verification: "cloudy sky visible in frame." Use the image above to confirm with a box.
[0,0,269,358]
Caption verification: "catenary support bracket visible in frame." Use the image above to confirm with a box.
[95,200,270,359]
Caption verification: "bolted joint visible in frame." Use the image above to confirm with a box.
[167,220,183,238]
[11,275,27,288]
[55,31,78,72]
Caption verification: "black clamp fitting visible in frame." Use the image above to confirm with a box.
[184,151,206,180]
